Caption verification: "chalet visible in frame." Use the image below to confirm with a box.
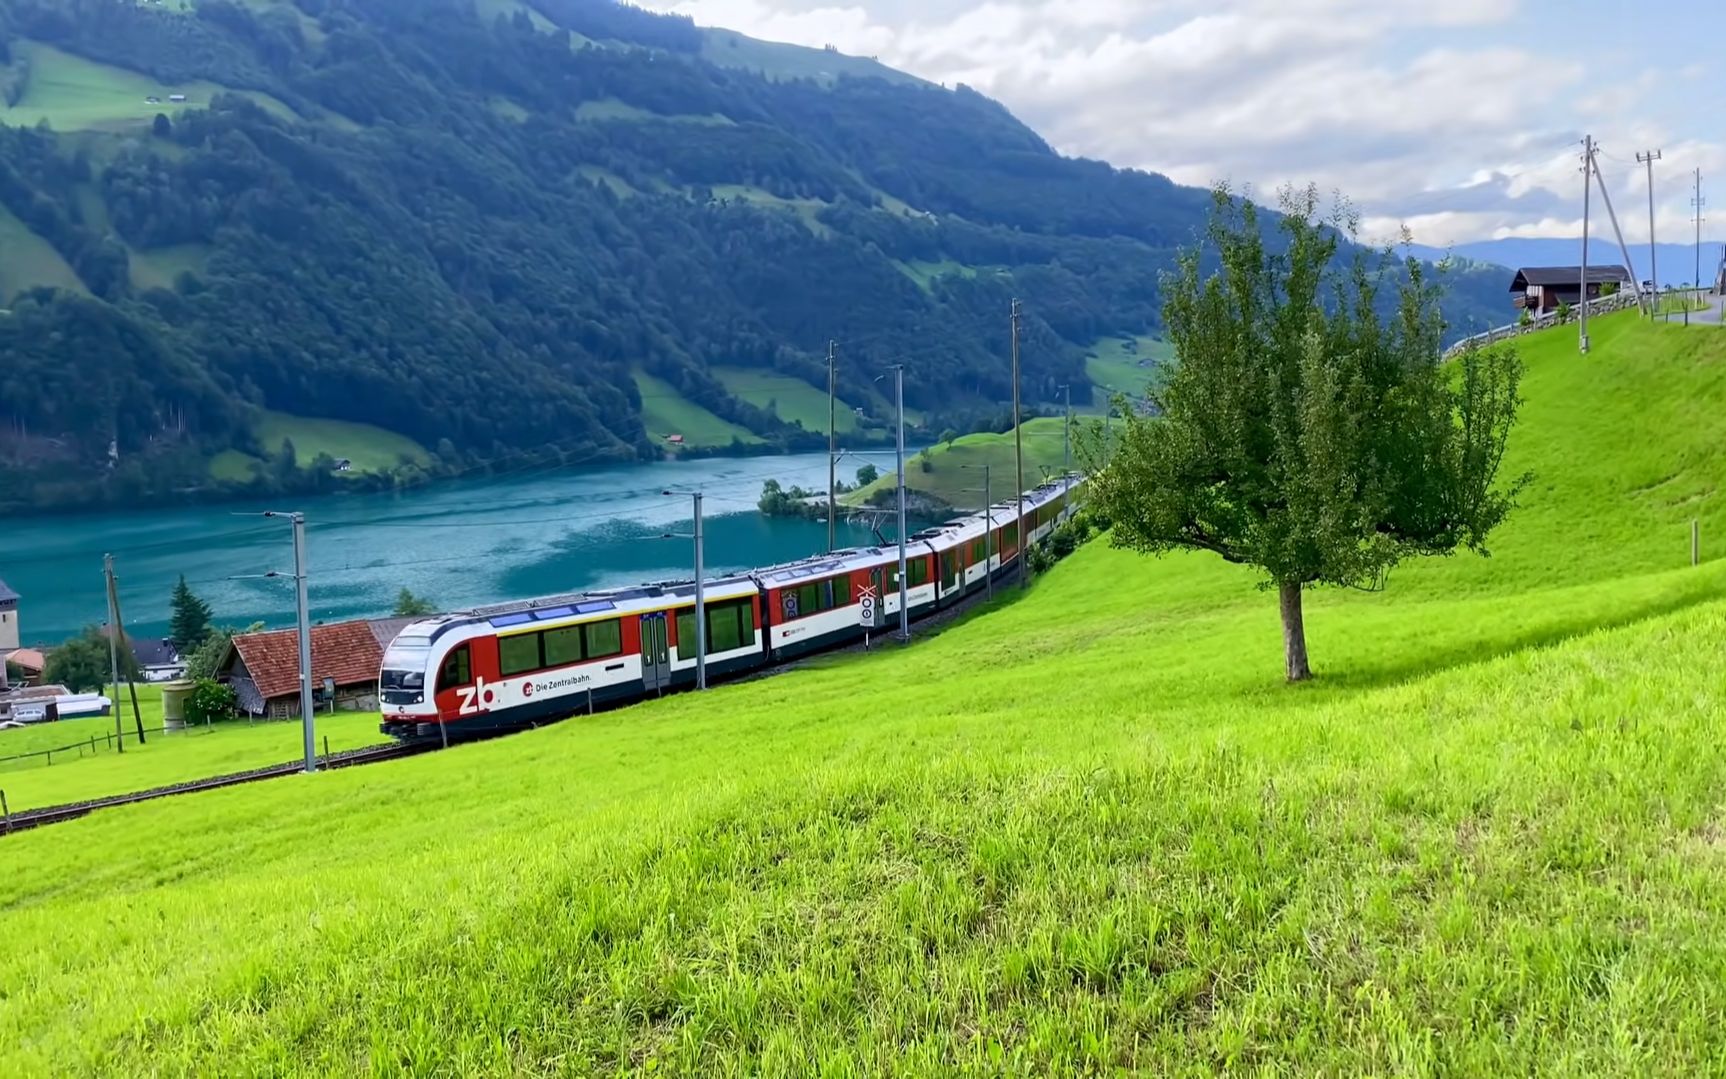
[665,434,685,446]
[1510,265,1631,315]
[332,458,353,473]
[132,638,187,683]
[0,576,19,654]
[217,619,387,718]
[168,94,188,103]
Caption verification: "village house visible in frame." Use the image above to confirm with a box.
[1510,265,1632,315]
[216,618,393,718]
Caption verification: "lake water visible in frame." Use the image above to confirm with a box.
[1,449,912,646]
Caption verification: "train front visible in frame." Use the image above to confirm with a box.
[378,624,444,740]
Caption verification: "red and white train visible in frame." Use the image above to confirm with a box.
[378,476,1083,741]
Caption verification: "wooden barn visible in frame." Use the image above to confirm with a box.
[1510,265,1631,315]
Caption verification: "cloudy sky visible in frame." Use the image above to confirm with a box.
[639,0,1725,247]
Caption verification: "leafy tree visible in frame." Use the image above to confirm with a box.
[1082,186,1525,682]
[855,463,880,486]
[151,112,172,138]
[184,678,237,726]
[939,428,959,447]
[392,588,436,617]
[168,574,214,650]
[185,621,263,681]
[917,447,935,474]
[45,626,136,693]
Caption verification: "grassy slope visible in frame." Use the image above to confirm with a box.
[848,417,1072,509]
[633,370,764,448]
[1,41,295,133]
[127,242,210,292]
[712,366,860,434]
[252,410,432,473]
[4,247,1726,1073]
[699,29,925,87]
[1084,333,1171,407]
[0,203,87,300]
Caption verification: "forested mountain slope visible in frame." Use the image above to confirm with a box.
[0,0,1510,511]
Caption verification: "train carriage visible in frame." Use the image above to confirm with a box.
[380,474,1087,742]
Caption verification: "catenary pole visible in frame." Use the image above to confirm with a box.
[1593,146,1650,316]
[1581,135,1593,353]
[1061,382,1071,511]
[693,491,706,691]
[893,364,909,642]
[103,555,124,754]
[1638,148,1662,299]
[982,464,993,601]
[290,512,315,773]
[1010,298,1026,588]
[1694,168,1706,293]
[826,339,837,553]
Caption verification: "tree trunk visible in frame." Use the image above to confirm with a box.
[1279,580,1312,683]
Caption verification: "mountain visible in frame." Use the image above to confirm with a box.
[0,0,1511,512]
[1411,238,1725,288]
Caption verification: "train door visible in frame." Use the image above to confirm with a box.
[640,612,670,693]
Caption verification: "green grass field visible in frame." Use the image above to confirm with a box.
[10,312,1726,1072]
[0,40,295,133]
[712,366,861,434]
[634,370,765,449]
[247,410,432,474]
[1084,334,1171,407]
[574,98,734,126]
[127,242,210,292]
[0,203,87,300]
[708,184,833,238]
[894,258,980,292]
[848,417,1074,510]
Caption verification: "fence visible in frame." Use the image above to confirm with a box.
[1445,287,1716,358]
[0,722,215,773]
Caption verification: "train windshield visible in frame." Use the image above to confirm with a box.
[380,636,432,690]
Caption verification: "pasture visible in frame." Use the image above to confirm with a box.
[712,366,861,435]
[5,312,1726,1073]
[848,417,1075,510]
[633,370,765,450]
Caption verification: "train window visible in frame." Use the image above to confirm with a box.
[676,610,698,655]
[437,645,471,691]
[584,619,623,659]
[970,538,987,562]
[499,633,541,677]
[543,626,583,668]
[796,582,820,617]
[1003,523,1019,548]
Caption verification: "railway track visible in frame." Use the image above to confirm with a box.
[0,742,434,837]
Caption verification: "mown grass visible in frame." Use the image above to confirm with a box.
[0,203,87,300]
[712,365,860,434]
[634,370,765,449]
[7,311,1726,1073]
[0,40,295,133]
[709,183,833,238]
[126,241,210,292]
[252,409,432,474]
[1084,333,1170,406]
[848,417,1073,509]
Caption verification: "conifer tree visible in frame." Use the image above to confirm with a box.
[168,575,214,652]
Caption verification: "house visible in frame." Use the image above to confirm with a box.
[665,434,685,445]
[4,648,45,683]
[332,458,353,472]
[217,619,386,718]
[168,94,187,103]
[131,638,186,683]
[1509,265,1631,315]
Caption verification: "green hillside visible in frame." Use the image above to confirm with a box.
[634,371,764,449]
[0,203,86,299]
[712,365,861,434]
[7,315,1726,1071]
[0,40,294,132]
[1084,333,1171,406]
[848,417,1074,510]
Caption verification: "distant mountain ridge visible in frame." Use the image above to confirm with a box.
[0,0,1511,512]
[1411,238,1725,287]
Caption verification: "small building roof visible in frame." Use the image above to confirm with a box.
[224,620,384,702]
[5,648,46,673]
[368,617,419,649]
[1509,265,1631,290]
[131,638,181,669]
[0,577,17,603]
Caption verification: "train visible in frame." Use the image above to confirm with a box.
[378,475,1083,742]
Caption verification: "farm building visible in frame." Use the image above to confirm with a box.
[0,576,20,653]
[1510,265,1631,315]
[217,619,389,718]
[131,638,186,683]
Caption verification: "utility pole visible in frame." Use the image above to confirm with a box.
[103,555,145,745]
[290,512,314,773]
[1010,298,1026,588]
[1061,382,1072,511]
[1592,146,1651,317]
[1638,148,1663,296]
[1581,135,1593,353]
[826,339,837,554]
[982,464,993,602]
[1694,168,1706,293]
[102,555,125,754]
[693,492,706,691]
[892,364,908,641]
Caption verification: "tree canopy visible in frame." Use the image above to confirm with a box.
[1083,187,1526,682]
[169,575,215,651]
[45,626,137,692]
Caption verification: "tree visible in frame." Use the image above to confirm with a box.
[917,447,935,473]
[940,428,959,447]
[168,574,214,651]
[45,627,136,693]
[151,113,172,139]
[1082,186,1525,682]
[855,463,879,486]
[184,679,237,726]
[185,621,263,681]
[393,588,436,617]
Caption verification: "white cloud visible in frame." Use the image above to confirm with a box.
[643,0,1724,246]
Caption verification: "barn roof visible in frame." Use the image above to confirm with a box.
[225,620,383,702]
[130,638,181,668]
[1510,265,1631,290]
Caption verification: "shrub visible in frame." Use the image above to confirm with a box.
[184,679,237,726]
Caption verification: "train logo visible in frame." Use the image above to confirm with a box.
[455,678,493,716]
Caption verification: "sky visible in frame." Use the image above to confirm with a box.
[637,0,1726,247]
